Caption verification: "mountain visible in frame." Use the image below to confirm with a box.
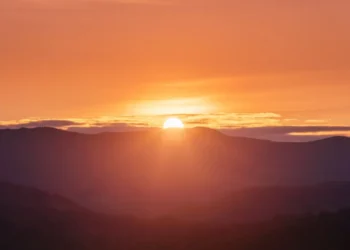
[1,182,350,250]
[0,182,86,213]
[0,127,350,217]
[0,182,130,250]
[176,182,350,222]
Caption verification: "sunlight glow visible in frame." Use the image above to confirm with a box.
[163,118,184,129]
[128,98,215,116]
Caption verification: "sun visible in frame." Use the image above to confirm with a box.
[163,117,184,129]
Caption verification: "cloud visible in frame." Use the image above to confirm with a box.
[224,126,350,135]
[67,124,151,134]
[66,120,151,134]
[1,115,349,142]
[221,126,350,142]
[181,113,282,128]
[305,119,328,124]
[0,119,81,129]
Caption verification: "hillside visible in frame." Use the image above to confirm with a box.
[1,182,350,250]
[0,127,349,217]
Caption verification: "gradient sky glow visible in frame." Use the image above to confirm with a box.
[1,0,350,140]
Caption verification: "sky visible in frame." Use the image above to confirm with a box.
[1,0,350,141]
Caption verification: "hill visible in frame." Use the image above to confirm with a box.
[1,182,350,250]
[0,127,350,218]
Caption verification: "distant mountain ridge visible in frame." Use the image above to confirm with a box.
[0,127,350,218]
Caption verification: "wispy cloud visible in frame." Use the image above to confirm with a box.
[67,124,148,134]
[222,126,350,142]
[0,119,81,129]
[1,113,349,141]
[304,119,328,124]
[0,113,280,131]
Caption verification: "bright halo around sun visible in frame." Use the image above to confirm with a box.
[163,117,184,129]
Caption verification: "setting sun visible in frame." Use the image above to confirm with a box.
[163,118,184,129]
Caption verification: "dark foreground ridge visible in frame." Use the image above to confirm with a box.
[1,182,350,250]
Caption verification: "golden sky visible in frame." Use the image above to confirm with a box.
[1,0,350,140]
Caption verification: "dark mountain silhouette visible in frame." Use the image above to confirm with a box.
[0,127,350,219]
[177,182,350,222]
[1,182,350,250]
[0,182,132,250]
[0,182,86,213]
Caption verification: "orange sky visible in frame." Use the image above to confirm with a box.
[1,0,350,140]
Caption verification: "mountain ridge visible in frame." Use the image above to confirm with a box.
[1,126,349,143]
[0,127,350,217]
